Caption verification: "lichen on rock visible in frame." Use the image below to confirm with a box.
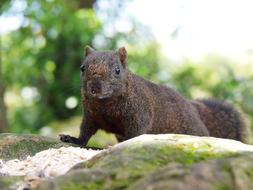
[129,154,253,190]
[0,133,71,161]
[1,134,253,190]
[38,134,253,190]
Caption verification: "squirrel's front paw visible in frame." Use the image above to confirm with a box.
[59,134,72,143]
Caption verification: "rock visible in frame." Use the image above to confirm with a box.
[0,133,71,161]
[38,134,253,190]
[0,176,24,190]
[1,133,253,189]
[129,154,253,190]
[0,147,101,178]
[0,133,77,189]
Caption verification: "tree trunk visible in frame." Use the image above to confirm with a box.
[79,0,96,9]
[0,36,8,132]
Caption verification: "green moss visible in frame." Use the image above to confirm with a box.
[213,184,231,190]
[38,137,246,190]
[221,161,233,174]
[0,176,23,189]
[61,183,84,190]
[56,142,236,190]
[237,156,253,189]
[0,133,70,160]
[218,154,253,190]
[245,167,253,178]
[3,139,55,159]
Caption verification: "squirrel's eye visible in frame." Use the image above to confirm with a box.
[80,65,85,72]
[115,67,120,75]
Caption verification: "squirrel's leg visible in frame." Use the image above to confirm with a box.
[116,135,128,142]
[122,114,151,141]
[115,120,146,143]
[59,116,97,147]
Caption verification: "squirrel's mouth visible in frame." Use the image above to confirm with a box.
[89,92,113,99]
[91,85,101,95]
[87,86,114,99]
[86,80,117,99]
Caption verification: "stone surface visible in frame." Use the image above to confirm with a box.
[0,133,76,189]
[38,134,253,190]
[0,176,23,190]
[1,133,253,190]
[129,154,253,190]
[0,133,71,161]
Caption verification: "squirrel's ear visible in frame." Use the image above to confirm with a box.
[117,47,127,68]
[85,45,94,56]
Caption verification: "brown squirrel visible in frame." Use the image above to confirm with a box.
[59,46,250,146]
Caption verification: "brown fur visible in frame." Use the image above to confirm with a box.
[59,46,250,146]
[191,99,250,143]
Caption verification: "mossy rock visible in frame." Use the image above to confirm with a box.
[0,176,23,190]
[0,133,71,161]
[38,134,253,190]
[129,154,253,190]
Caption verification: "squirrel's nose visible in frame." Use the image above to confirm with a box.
[91,80,101,94]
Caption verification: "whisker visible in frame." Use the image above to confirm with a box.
[61,86,81,94]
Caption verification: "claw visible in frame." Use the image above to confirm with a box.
[59,134,71,142]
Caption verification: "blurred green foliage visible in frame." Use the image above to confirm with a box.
[1,0,160,133]
[2,0,102,132]
[127,42,162,82]
[1,0,252,138]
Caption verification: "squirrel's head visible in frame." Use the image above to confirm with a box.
[81,46,128,99]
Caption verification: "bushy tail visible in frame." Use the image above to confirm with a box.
[192,99,250,143]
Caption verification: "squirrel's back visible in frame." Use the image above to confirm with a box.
[128,74,209,136]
